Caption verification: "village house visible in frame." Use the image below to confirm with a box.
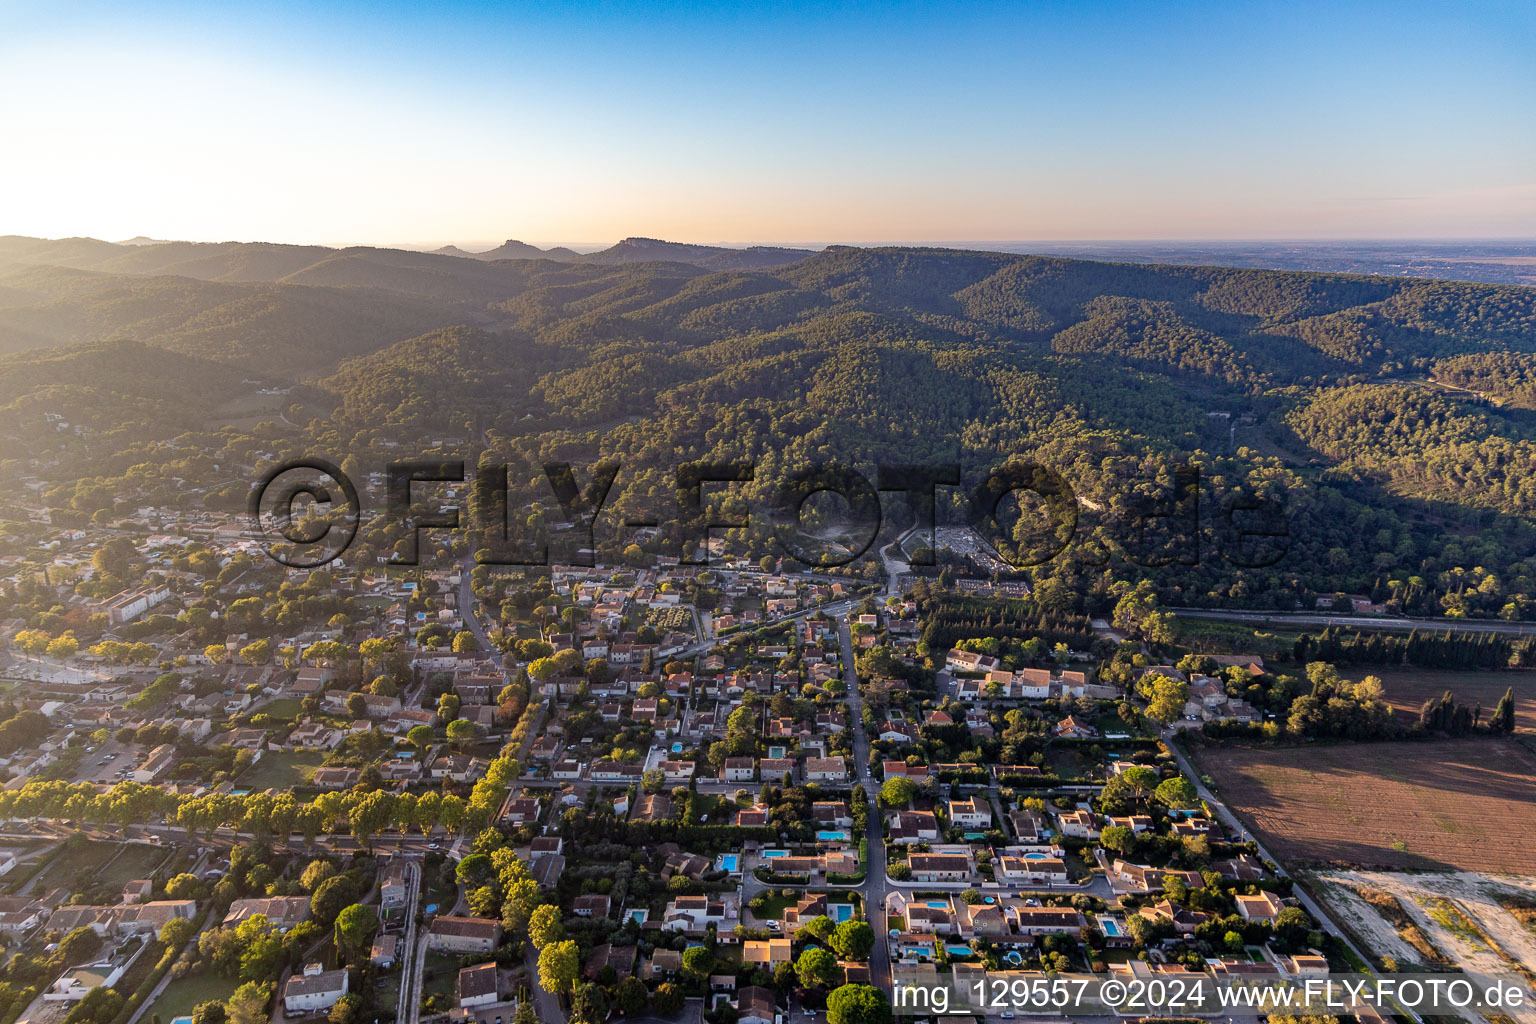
[283,964,350,1016]
[427,916,502,953]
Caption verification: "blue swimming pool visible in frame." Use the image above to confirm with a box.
[1100,918,1122,936]
[716,854,739,872]
[829,903,854,922]
[671,742,684,753]
[946,944,975,956]
[817,830,849,842]
[925,900,947,908]
[762,849,788,858]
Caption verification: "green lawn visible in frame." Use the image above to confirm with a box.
[96,843,173,889]
[150,970,239,1019]
[257,698,305,722]
[238,750,328,789]
[419,952,461,1014]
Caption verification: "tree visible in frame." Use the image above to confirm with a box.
[190,1003,227,1024]
[537,939,580,995]
[56,926,101,966]
[346,693,367,719]
[569,983,607,1024]
[826,984,892,1024]
[159,916,196,950]
[438,692,462,721]
[239,639,271,664]
[681,944,714,982]
[613,976,647,1015]
[1100,824,1136,856]
[310,874,360,925]
[528,903,564,950]
[1492,687,1516,734]
[796,946,840,989]
[165,872,204,900]
[407,724,434,759]
[1154,776,1199,809]
[651,983,684,1015]
[446,718,476,748]
[799,914,836,943]
[1138,673,1189,727]
[226,982,272,1024]
[300,859,338,892]
[64,988,122,1024]
[334,903,378,961]
[879,776,916,807]
[830,920,875,961]
[327,995,360,1024]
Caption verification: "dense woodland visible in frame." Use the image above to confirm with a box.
[3,236,1536,621]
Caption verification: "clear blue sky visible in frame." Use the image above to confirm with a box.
[2,0,1533,245]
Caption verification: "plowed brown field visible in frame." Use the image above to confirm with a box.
[1196,738,1536,873]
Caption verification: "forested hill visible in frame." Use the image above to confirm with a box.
[4,242,1536,621]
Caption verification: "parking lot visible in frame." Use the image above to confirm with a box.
[72,739,144,784]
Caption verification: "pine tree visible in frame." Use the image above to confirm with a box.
[1492,687,1516,734]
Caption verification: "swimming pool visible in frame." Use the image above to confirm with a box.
[829,903,854,922]
[926,900,948,908]
[816,830,849,842]
[716,854,739,872]
[1100,918,1122,936]
[946,944,975,956]
[626,909,648,924]
[671,742,684,753]
[769,745,787,758]
[761,849,788,858]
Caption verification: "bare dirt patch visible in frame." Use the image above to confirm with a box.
[1320,871,1536,983]
[1195,738,1536,872]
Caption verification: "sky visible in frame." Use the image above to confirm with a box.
[2,0,1534,247]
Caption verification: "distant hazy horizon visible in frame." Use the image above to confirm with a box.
[87,234,1536,253]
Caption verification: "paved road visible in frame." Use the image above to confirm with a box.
[397,860,422,1024]
[837,614,891,991]
[457,557,566,1023]
[1170,607,1536,636]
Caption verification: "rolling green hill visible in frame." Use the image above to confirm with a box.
[3,240,1535,619]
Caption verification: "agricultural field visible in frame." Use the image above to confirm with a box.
[1196,738,1536,873]
[1367,667,1536,732]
